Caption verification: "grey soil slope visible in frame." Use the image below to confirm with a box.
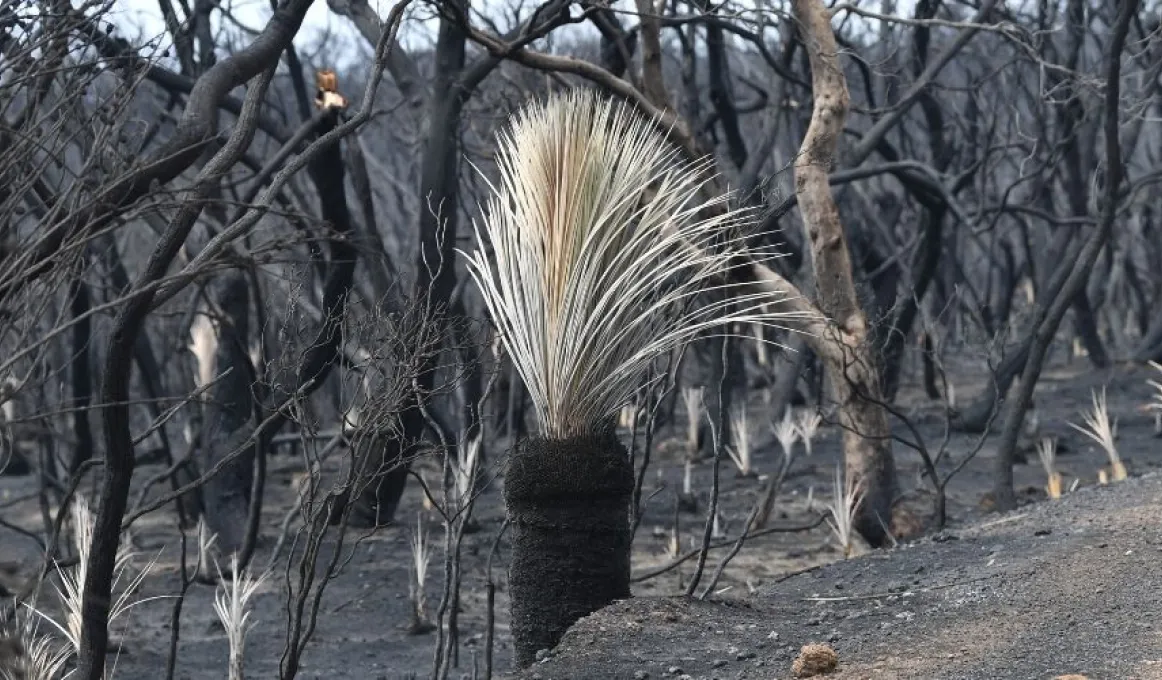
[519,472,1162,680]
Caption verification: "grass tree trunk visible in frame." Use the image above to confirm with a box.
[505,431,633,667]
[789,0,898,545]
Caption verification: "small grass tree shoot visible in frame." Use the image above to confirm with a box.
[1038,437,1063,499]
[1069,387,1126,482]
[408,514,434,635]
[681,386,704,459]
[825,466,868,559]
[773,408,800,462]
[795,409,823,455]
[727,404,754,477]
[212,556,265,680]
[1146,361,1162,435]
[463,90,799,666]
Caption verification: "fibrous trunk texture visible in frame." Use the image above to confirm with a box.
[505,432,633,667]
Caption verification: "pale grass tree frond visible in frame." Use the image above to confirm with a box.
[197,519,220,580]
[410,514,431,592]
[1036,437,1057,476]
[408,514,432,629]
[462,90,808,438]
[213,556,267,680]
[824,466,867,559]
[35,495,159,656]
[1068,387,1126,481]
[1146,361,1162,411]
[771,407,799,462]
[3,608,71,680]
[1037,437,1063,499]
[726,404,752,476]
[452,433,482,507]
[794,409,823,455]
[681,386,704,456]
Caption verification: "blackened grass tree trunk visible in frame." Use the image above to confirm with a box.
[504,431,633,667]
[464,92,804,667]
[197,273,260,560]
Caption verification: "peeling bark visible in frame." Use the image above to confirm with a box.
[789,0,897,545]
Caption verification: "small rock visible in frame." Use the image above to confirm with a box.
[712,659,728,668]
[535,649,552,662]
[667,666,681,676]
[735,650,756,661]
[633,672,649,680]
[828,631,841,642]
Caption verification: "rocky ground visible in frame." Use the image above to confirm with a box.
[518,469,1162,680]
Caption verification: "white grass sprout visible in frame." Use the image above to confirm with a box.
[1068,387,1126,482]
[462,90,806,438]
[1147,361,1162,433]
[28,495,155,657]
[409,515,432,630]
[452,433,482,513]
[213,556,266,680]
[771,408,799,464]
[824,466,867,559]
[726,404,753,476]
[711,510,726,539]
[1037,437,1063,499]
[681,386,704,458]
[794,409,823,456]
[1,610,70,680]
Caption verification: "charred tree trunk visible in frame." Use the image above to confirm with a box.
[68,277,94,476]
[349,7,468,526]
[197,272,258,557]
[505,431,632,667]
[991,0,1137,510]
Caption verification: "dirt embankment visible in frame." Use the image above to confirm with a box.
[518,472,1162,680]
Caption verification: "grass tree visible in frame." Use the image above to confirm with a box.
[407,514,434,634]
[825,466,868,559]
[773,408,800,463]
[463,90,801,666]
[1146,361,1162,434]
[727,404,754,477]
[1037,437,1063,499]
[1069,387,1126,482]
[212,556,265,680]
[795,409,823,455]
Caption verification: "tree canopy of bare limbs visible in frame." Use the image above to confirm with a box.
[0,0,1157,676]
